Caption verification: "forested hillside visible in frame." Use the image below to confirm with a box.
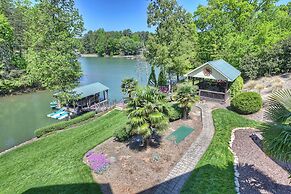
[80,29,149,56]
[146,0,291,80]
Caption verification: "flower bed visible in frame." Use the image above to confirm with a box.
[85,151,110,174]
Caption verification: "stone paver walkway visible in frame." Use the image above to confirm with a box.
[154,103,215,194]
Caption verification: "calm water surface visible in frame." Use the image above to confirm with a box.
[0,57,150,151]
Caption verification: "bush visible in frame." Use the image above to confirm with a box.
[261,123,291,162]
[168,103,182,121]
[34,111,95,137]
[230,76,244,98]
[230,92,262,114]
[114,126,130,142]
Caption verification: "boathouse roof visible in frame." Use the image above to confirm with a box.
[54,82,109,98]
[73,82,109,98]
[186,59,241,82]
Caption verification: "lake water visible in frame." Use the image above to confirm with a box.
[0,57,150,151]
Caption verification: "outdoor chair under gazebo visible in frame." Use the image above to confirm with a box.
[185,59,241,102]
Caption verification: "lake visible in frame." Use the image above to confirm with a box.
[0,57,150,152]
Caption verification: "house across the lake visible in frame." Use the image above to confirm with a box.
[186,59,241,102]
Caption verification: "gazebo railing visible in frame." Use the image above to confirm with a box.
[199,89,229,101]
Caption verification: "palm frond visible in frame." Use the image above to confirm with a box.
[265,89,291,124]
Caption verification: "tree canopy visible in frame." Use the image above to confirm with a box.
[0,0,84,94]
[194,0,291,77]
[146,0,199,80]
[81,29,148,56]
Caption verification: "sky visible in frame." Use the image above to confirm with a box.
[75,0,289,33]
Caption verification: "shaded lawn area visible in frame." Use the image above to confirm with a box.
[0,110,127,194]
[181,108,260,194]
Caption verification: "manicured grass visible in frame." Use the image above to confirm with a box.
[0,110,127,194]
[181,108,259,194]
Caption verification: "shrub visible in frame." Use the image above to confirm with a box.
[114,126,130,142]
[261,123,291,162]
[230,76,244,98]
[34,111,95,137]
[168,103,182,121]
[230,92,262,114]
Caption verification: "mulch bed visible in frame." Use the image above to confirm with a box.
[84,107,202,194]
[232,128,291,194]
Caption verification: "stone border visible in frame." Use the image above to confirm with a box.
[154,103,215,194]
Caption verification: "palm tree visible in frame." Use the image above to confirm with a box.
[126,86,169,146]
[121,78,138,99]
[263,89,291,162]
[265,89,291,124]
[175,83,199,119]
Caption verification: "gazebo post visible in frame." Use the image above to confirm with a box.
[224,81,228,102]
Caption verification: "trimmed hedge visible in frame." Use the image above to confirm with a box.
[230,92,262,114]
[34,111,96,137]
[230,76,244,98]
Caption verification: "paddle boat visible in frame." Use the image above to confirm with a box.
[47,108,65,118]
[50,101,58,109]
[57,113,69,120]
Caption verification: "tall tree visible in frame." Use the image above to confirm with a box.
[0,13,13,72]
[25,0,84,91]
[146,0,198,80]
[148,65,157,86]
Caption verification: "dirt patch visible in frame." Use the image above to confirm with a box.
[232,128,291,194]
[84,107,202,194]
[243,73,291,101]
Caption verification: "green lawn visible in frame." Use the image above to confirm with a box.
[181,108,259,194]
[0,110,127,194]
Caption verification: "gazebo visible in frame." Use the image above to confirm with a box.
[185,59,241,102]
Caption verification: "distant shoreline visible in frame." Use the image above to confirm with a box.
[80,53,145,60]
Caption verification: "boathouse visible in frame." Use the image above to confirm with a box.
[54,82,109,113]
[186,59,241,102]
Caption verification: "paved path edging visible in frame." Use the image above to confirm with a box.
[154,103,215,194]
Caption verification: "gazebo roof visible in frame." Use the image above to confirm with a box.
[186,59,241,82]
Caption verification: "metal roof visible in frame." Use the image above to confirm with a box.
[207,59,241,82]
[73,82,109,98]
[186,59,241,82]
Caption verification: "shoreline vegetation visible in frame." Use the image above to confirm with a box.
[80,53,145,60]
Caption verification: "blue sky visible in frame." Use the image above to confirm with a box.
[75,0,289,32]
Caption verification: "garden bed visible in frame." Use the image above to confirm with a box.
[84,107,202,194]
[232,128,291,194]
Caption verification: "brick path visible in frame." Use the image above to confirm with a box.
[154,103,215,194]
